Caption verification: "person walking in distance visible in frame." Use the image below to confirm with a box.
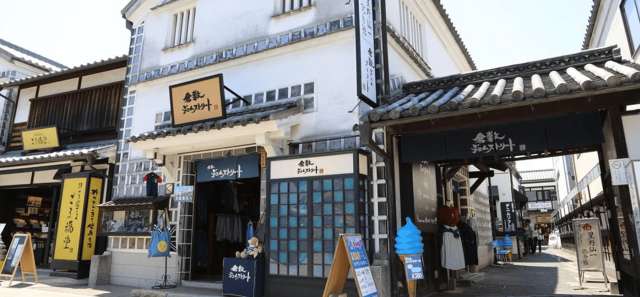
[537,228,544,253]
[531,227,539,255]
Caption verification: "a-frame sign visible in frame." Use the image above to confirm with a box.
[0,233,38,286]
[322,234,378,297]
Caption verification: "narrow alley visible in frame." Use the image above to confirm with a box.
[437,247,617,297]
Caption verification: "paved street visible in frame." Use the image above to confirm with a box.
[436,247,619,297]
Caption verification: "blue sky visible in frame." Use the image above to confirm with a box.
[0,0,593,70]
[442,0,594,69]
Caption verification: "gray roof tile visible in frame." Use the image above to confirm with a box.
[364,46,640,124]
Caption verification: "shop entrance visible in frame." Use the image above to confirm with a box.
[0,185,59,268]
[191,176,260,281]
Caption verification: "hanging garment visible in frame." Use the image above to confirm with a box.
[144,172,162,197]
[441,225,465,270]
[458,222,479,266]
[215,214,244,243]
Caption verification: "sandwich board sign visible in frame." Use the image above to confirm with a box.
[322,234,378,297]
[0,233,38,286]
[572,218,609,288]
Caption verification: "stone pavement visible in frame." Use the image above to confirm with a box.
[435,247,620,297]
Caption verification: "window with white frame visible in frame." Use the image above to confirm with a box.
[155,111,172,130]
[280,0,312,14]
[228,82,316,112]
[399,1,424,57]
[170,7,196,48]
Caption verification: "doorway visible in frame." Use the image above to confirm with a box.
[0,185,59,268]
[191,178,260,281]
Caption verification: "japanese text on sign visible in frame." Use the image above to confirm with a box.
[355,0,378,106]
[344,235,378,297]
[54,178,87,261]
[170,75,225,126]
[82,178,102,260]
[471,131,525,155]
[297,159,325,175]
[573,218,604,272]
[228,264,252,283]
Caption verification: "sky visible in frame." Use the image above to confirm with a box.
[441,0,593,69]
[0,0,131,68]
[0,1,593,70]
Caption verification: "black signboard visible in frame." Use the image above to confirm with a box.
[400,112,603,163]
[500,202,516,233]
[1,234,27,275]
[223,257,264,297]
[196,154,260,183]
[402,255,425,280]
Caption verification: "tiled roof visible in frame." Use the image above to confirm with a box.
[582,0,602,50]
[433,0,476,70]
[99,196,169,210]
[363,46,640,124]
[520,169,557,183]
[0,55,127,87]
[0,38,66,71]
[129,98,303,143]
[0,144,115,167]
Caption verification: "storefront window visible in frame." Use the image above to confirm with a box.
[100,209,154,234]
[269,176,361,278]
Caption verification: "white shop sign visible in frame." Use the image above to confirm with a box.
[270,153,359,180]
[527,201,553,211]
[609,158,630,186]
[572,218,609,287]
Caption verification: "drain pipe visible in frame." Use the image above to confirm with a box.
[360,120,400,297]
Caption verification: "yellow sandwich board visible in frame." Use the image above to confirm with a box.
[0,233,38,286]
[322,234,379,297]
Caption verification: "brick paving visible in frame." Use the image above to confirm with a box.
[435,247,619,297]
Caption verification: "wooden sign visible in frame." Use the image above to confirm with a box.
[52,173,104,278]
[22,126,60,151]
[322,234,378,297]
[0,233,38,286]
[572,218,609,287]
[170,74,226,126]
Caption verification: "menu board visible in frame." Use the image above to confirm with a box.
[572,218,604,272]
[1,234,26,275]
[322,234,378,297]
[402,255,424,281]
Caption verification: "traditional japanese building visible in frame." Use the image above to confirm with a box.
[0,56,126,274]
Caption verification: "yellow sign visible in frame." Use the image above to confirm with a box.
[54,178,87,261]
[22,127,60,151]
[82,177,102,260]
[170,74,226,126]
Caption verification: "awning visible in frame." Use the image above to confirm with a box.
[99,196,169,211]
[363,46,640,127]
[128,98,303,155]
[0,143,116,168]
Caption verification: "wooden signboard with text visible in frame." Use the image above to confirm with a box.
[322,234,378,297]
[22,126,60,151]
[52,173,104,278]
[169,74,226,126]
[0,233,38,286]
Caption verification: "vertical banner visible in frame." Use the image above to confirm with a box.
[54,178,87,261]
[355,0,378,107]
[500,202,516,233]
[82,177,103,260]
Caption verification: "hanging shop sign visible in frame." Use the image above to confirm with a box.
[169,74,226,126]
[527,201,553,211]
[322,234,378,297]
[52,173,104,278]
[196,154,260,183]
[0,233,37,286]
[269,152,367,180]
[21,126,60,151]
[400,113,603,162]
[609,158,630,186]
[500,202,516,233]
[572,218,609,287]
[354,0,378,107]
[173,185,194,203]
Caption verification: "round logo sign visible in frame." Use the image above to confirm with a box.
[157,240,168,253]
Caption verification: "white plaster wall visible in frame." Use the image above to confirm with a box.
[588,1,639,62]
[38,78,79,97]
[130,31,359,145]
[109,250,179,288]
[81,67,127,89]
[604,9,637,62]
[137,0,353,71]
[623,114,640,160]
[15,86,37,123]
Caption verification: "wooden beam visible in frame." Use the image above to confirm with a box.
[470,176,487,194]
[469,171,494,179]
